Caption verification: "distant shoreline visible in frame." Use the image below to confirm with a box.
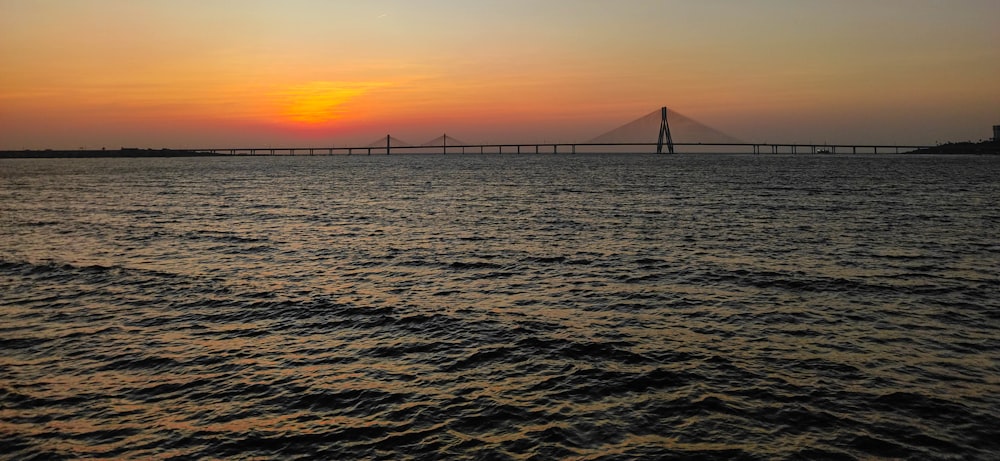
[904,140,999,155]
[2,141,998,158]
[0,148,219,159]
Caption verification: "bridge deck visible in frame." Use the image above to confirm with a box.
[189,142,932,156]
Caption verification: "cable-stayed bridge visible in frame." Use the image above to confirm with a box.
[190,107,930,155]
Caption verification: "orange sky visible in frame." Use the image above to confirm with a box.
[1,0,998,149]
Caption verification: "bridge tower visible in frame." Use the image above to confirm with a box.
[657,107,675,154]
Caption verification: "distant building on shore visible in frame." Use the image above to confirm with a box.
[994,125,1000,142]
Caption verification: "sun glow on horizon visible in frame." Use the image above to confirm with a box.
[279,81,389,125]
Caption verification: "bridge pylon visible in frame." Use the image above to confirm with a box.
[656,106,675,154]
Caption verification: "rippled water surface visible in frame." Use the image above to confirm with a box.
[2,154,999,460]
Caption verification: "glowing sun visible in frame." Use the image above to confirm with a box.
[280,81,384,124]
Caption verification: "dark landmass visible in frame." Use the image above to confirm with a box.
[0,148,220,159]
[907,140,1000,155]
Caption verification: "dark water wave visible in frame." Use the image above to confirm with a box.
[2,155,999,460]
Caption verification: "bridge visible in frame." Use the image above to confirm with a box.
[188,107,931,155]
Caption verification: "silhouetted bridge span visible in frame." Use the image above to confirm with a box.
[188,142,931,156]
[188,107,931,155]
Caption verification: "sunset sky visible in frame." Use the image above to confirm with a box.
[2,0,998,149]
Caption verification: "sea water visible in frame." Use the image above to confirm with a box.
[1,153,998,459]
